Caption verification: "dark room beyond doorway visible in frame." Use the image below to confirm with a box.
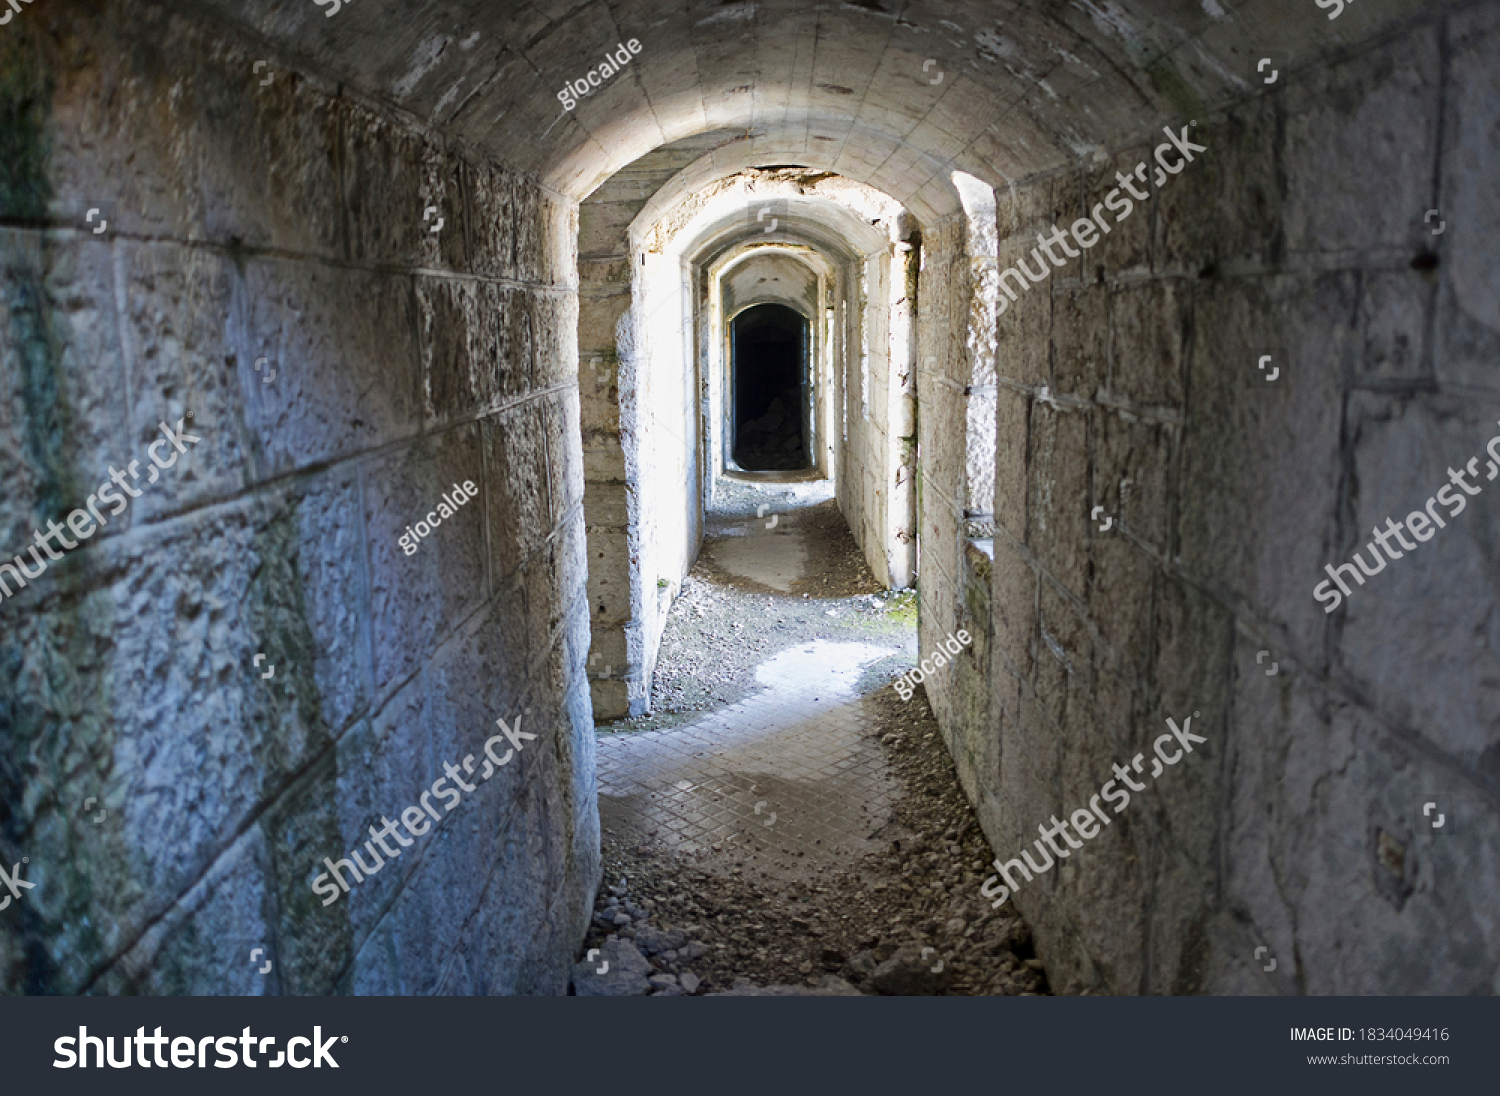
[732,303,810,472]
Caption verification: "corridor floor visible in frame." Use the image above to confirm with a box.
[575,480,1049,996]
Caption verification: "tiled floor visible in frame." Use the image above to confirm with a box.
[597,491,907,885]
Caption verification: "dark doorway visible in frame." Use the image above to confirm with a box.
[732,303,810,471]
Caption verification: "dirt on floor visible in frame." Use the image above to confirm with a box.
[584,685,1050,995]
[578,483,1050,996]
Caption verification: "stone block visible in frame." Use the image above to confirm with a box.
[579,291,630,359]
[468,162,517,282]
[583,481,630,528]
[422,278,531,415]
[1213,644,1317,994]
[989,532,1038,686]
[1206,96,1281,275]
[522,536,565,653]
[422,606,534,854]
[1153,576,1232,755]
[590,677,632,722]
[539,191,579,288]
[0,491,342,985]
[188,44,346,258]
[1335,392,1500,767]
[117,242,250,521]
[1282,30,1441,261]
[1230,695,1500,993]
[965,388,996,516]
[0,232,133,549]
[329,701,431,943]
[995,174,1054,244]
[1051,282,1107,401]
[1094,408,1173,550]
[1052,802,1149,993]
[968,264,999,389]
[288,463,372,734]
[532,290,580,391]
[363,424,487,697]
[341,100,427,268]
[243,259,422,477]
[1141,580,1232,993]
[994,689,1064,916]
[994,247,1053,384]
[1356,270,1435,385]
[1179,274,1348,657]
[918,377,964,505]
[512,182,546,286]
[1434,4,1500,395]
[1153,119,1221,278]
[483,405,550,584]
[1084,148,1152,281]
[1036,577,1092,719]
[419,144,472,273]
[260,752,354,994]
[415,275,483,429]
[543,390,584,525]
[579,199,639,258]
[499,285,540,402]
[993,386,1029,537]
[1026,400,1089,598]
[1108,279,1187,409]
[1089,531,1156,683]
[92,828,275,995]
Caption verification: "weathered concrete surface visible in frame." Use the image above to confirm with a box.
[3,0,1495,1001]
[0,5,596,994]
[921,14,1500,994]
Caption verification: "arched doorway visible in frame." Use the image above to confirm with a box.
[730,303,811,472]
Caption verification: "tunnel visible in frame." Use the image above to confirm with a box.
[731,303,810,473]
[0,0,1497,1002]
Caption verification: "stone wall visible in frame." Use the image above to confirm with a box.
[837,237,917,591]
[949,8,1500,994]
[0,3,597,993]
[577,188,642,719]
[915,211,996,793]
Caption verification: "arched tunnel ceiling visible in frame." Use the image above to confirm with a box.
[584,128,752,210]
[663,189,898,267]
[173,0,1434,218]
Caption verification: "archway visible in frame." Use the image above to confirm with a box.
[730,303,811,472]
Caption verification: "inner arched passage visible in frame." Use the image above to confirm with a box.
[577,162,922,721]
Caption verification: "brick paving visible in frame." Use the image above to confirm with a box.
[597,486,907,886]
[598,640,902,884]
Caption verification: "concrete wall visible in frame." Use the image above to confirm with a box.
[916,211,995,758]
[579,165,710,722]
[837,238,917,590]
[577,193,642,719]
[0,4,597,994]
[945,9,1500,994]
[630,249,699,692]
